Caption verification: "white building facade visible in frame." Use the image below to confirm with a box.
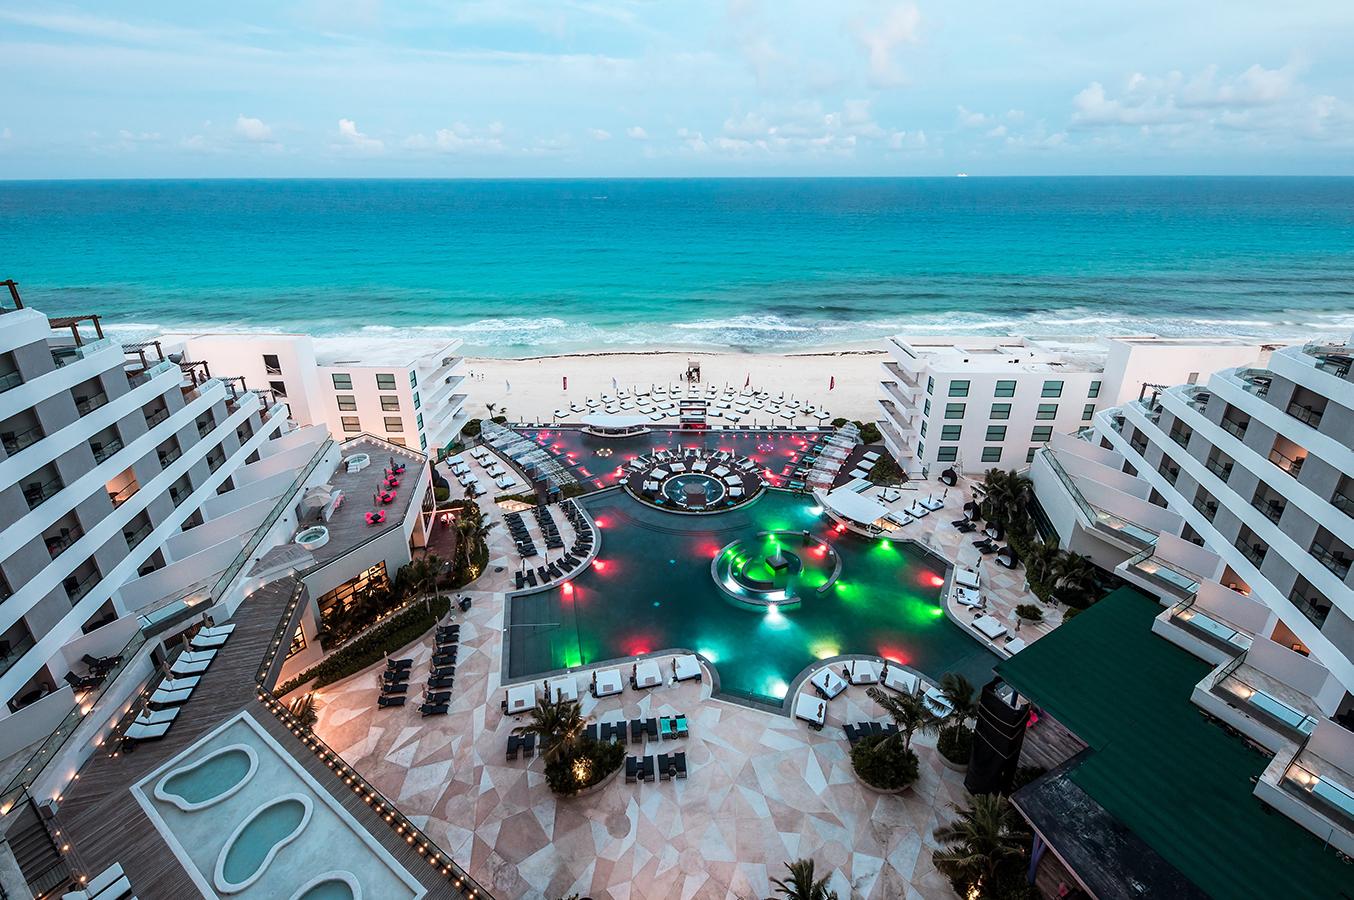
[877,335,1270,476]
[168,332,469,459]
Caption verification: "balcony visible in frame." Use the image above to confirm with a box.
[1,422,44,455]
[44,525,84,560]
[1211,656,1319,742]
[1310,541,1352,580]
[1239,369,1272,398]
[1203,456,1233,483]
[197,418,215,438]
[157,445,182,468]
[1286,401,1324,429]
[1236,537,1268,569]
[23,475,63,511]
[0,632,36,677]
[1334,488,1353,519]
[108,480,139,509]
[1268,447,1305,477]
[144,407,170,428]
[63,568,99,603]
[1289,585,1332,628]
[0,370,22,393]
[1250,489,1286,524]
[1220,416,1248,441]
[1169,425,1192,448]
[74,391,109,417]
[123,521,152,550]
[1192,496,1219,522]
[1303,343,1353,378]
[90,435,124,464]
[1123,547,1202,599]
[1169,597,1252,655]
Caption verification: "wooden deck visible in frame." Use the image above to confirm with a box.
[54,576,475,899]
[1019,711,1087,772]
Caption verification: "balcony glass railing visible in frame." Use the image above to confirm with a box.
[91,437,124,464]
[1170,598,1251,653]
[1214,659,1318,737]
[157,446,182,467]
[75,392,108,416]
[24,476,63,510]
[0,633,36,677]
[1169,428,1192,448]
[1289,589,1332,628]
[123,521,152,550]
[0,370,22,393]
[1192,496,1219,522]
[64,569,99,603]
[1204,458,1233,482]
[1236,539,1268,568]
[45,527,84,559]
[1333,489,1354,519]
[108,482,139,508]
[2,424,44,455]
[1268,448,1306,477]
[1310,543,1352,579]
[1284,758,1354,825]
[1220,417,1248,440]
[1124,546,1201,597]
[1286,402,1324,428]
[1250,495,1285,523]
[144,407,170,428]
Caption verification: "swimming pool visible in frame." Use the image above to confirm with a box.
[506,489,997,705]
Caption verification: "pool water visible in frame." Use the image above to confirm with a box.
[221,798,308,887]
[507,490,997,705]
[159,748,253,807]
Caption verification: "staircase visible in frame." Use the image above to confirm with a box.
[3,799,72,899]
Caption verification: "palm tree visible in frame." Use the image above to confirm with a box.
[1051,551,1098,608]
[979,469,1033,532]
[512,696,588,766]
[939,672,977,732]
[932,794,1029,892]
[769,859,838,900]
[865,686,941,754]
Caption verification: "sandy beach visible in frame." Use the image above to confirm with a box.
[460,346,887,423]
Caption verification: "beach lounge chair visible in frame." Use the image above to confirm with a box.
[71,862,131,900]
[159,675,199,691]
[82,653,121,673]
[197,623,236,639]
[657,752,674,780]
[584,723,599,742]
[428,673,454,689]
[387,657,414,671]
[170,655,212,677]
[419,701,449,717]
[124,720,172,742]
[64,671,103,692]
[424,689,452,705]
[625,756,638,783]
[380,682,409,695]
[638,755,656,782]
[382,667,411,683]
[377,694,406,708]
[673,751,687,778]
[190,631,229,650]
[134,706,180,727]
[148,685,194,707]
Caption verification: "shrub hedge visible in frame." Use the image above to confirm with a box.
[850,734,920,790]
[275,595,451,696]
[544,739,625,795]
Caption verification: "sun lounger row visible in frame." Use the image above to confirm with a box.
[843,721,899,744]
[625,752,688,782]
[584,714,689,744]
[505,511,538,558]
[62,862,135,900]
[532,503,565,550]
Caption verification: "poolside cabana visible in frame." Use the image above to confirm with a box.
[794,693,827,728]
[633,659,662,689]
[580,412,651,436]
[821,485,893,532]
[810,667,847,699]
[673,654,702,682]
[593,668,624,697]
[506,683,538,714]
[546,675,578,703]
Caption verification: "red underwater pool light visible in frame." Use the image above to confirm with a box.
[928,573,945,588]
[593,559,607,572]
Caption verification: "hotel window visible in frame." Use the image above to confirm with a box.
[917,441,925,458]
[417,413,424,430]
[268,380,287,398]
[413,392,421,410]
[1026,447,1038,463]
[376,373,397,390]
[1036,403,1058,420]
[263,353,282,375]
[341,416,361,433]
[923,399,931,417]
[384,416,404,432]
[317,562,390,621]
[419,433,427,450]
[409,370,418,388]
[1041,380,1064,398]
[990,403,1011,420]
[1031,425,1053,442]
[936,445,958,462]
[331,373,352,390]
[1082,403,1096,421]
[388,436,406,446]
[920,421,928,437]
[986,425,1007,442]
[941,424,962,441]
[926,376,934,395]
[994,380,1016,397]
[981,446,1002,463]
[286,623,306,659]
[944,403,966,420]
[380,395,400,412]
[948,380,970,398]
[337,395,357,412]
[1088,380,1102,398]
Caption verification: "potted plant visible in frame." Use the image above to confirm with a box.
[934,673,977,771]
[514,697,623,796]
[1013,604,1044,625]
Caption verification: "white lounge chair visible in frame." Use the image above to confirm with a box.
[921,496,945,511]
[170,656,212,677]
[124,720,173,741]
[134,706,180,727]
[148,685,194,707]
[191,631,229,650]
[197,623,235,638]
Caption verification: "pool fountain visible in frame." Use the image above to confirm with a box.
[712,531,841,611]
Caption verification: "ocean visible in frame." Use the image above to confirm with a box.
[2,177,1352,356]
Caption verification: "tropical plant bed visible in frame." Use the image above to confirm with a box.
[561,759,623,798]
[849,734,920,793]
[546,739,625,796]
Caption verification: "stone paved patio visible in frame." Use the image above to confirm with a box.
[310,478,974,899]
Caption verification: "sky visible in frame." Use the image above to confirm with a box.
[2,1,1353,178]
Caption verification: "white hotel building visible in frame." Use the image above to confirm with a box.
[1031,339,1354,855]
[0,289,328,755]
[165,332,469,460]
[877,335,1270,476]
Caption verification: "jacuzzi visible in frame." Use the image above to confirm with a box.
[295,526,330,551]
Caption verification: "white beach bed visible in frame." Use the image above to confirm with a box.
[846,659,880,685]
[673,654,702,682]
[954,567,980,590]
[810,667,847,699]
[593,668,624,697]
[505,682,538,714]
[881,664,918,695]
[794,692,826,726]
[633,659,662,689]
[973,614,1009,640]
[547,676,578,703]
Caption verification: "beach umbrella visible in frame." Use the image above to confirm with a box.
[829,376,835,390]
[562,376,568,391]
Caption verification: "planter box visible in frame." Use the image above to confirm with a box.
[563,761,622,798]
[850,765,914,795]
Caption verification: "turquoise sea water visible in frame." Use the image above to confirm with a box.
[2,177,1352,356]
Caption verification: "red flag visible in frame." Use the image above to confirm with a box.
[744,373,751,388]
[563,376,568,390]
[829,376,835,390]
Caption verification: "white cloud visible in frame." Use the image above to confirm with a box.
[853,2,921,88]
[626,125,649,140]
[234,114,272,142]
[588,128,612,141]
[336,118,383,153]
[1,127,10,140]
[433,122,506,154]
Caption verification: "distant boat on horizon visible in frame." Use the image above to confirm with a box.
[956,172,969,178]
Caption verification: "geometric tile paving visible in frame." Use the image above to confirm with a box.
[311,466,985,898]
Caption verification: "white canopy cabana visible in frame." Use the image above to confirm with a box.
[822,485,891,530]
[580,412,651,434]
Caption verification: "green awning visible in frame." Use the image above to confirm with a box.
[998,587,1352,900]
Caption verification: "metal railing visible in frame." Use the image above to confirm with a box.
[144,407,169,428]
[24,476,63,510]
[1236,538,1267,568]
[64,569,99,603]
[1192,496,1218,522]
[1310,542,1351,579]
[1204,457,1233,483]
[91,436,123,464]
[1220,417,1248,440]
[1268,448,1305,477]
[123,521,152,550]
[1169,596,1252,653]
[74,392,108,417]
[3,423,44,454]
[1286,402,1324,428]
[0,370,22,393]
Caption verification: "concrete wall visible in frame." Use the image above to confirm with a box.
[1104,340,1269,405]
